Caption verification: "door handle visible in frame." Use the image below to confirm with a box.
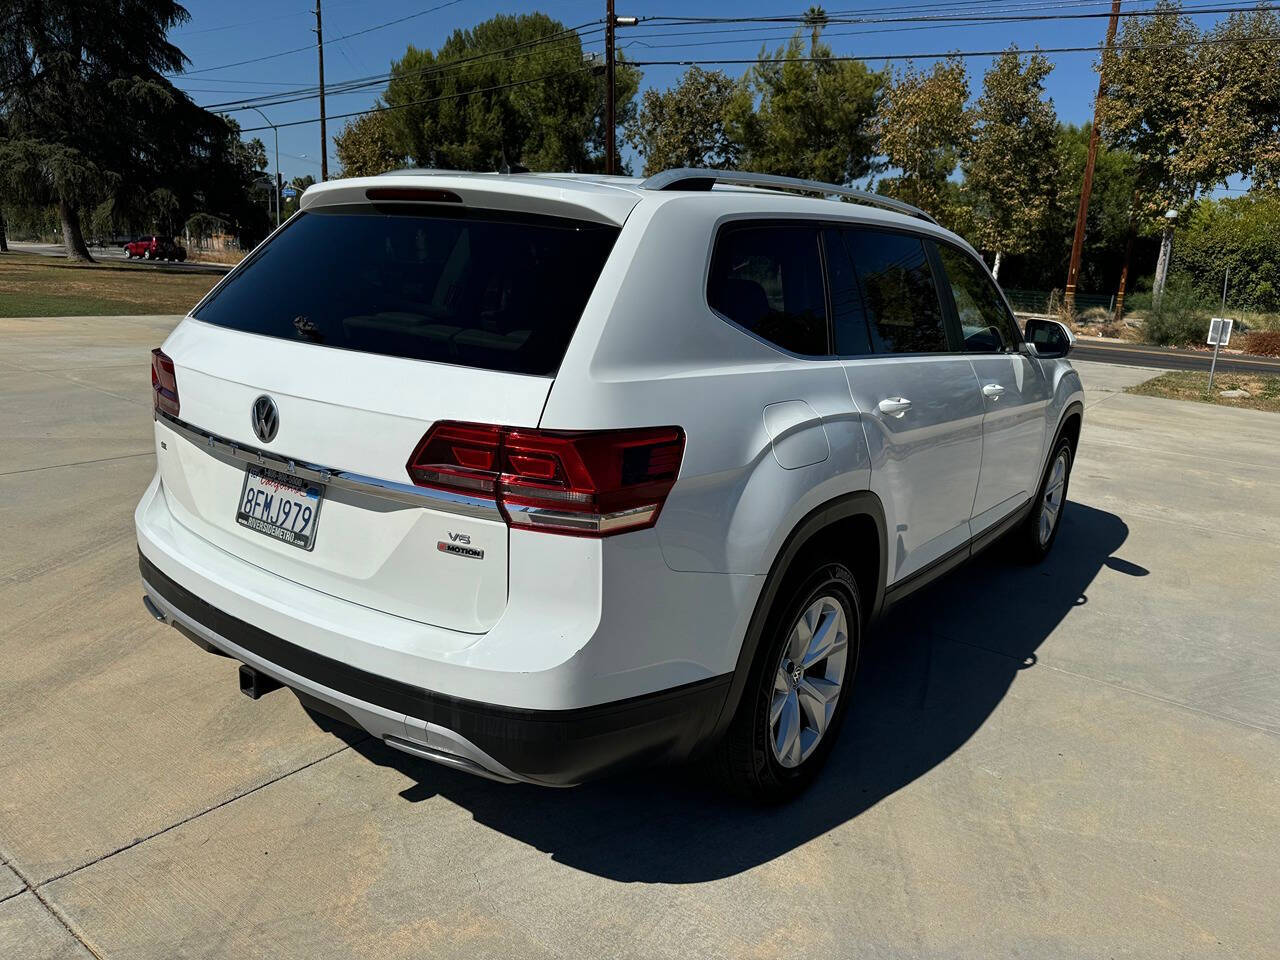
[982,383,1006,399]
[877,397,913,418]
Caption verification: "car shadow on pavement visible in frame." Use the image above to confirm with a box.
[330,500,1141,883]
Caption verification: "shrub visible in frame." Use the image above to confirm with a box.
[1141,276,1212,346]
[1243,331,1280,357]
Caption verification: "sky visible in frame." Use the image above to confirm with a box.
[166,0,1253,187]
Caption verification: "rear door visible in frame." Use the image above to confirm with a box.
[828,226,985,585]
[156,201,621,634]
[933,241,1052,534]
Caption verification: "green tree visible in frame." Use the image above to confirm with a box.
[624,68,741,176]
[725,26,884,184]
[875,57,972,221]
[1197,8,1280,190]
[383,13,640,172]
[1171,191,1280,312]
[0,0,190,260]
[0,1,271,258]
[335,110,406,178]
[962,50,1060,279]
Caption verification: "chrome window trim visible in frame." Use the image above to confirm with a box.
[155,410,502,521]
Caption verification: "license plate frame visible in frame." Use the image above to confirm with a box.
[235,464,325,552]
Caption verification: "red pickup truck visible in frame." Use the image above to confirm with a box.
[123,236,187,262]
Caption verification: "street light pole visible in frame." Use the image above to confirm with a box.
[246,106,280,229]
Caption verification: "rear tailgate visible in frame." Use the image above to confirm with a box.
[157,321,551,633]
[153,187,630,634]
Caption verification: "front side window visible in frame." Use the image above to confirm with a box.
[192,207,619,376]
[707,224,829,356]
[936,243,1023,353]
[842,229,949,354]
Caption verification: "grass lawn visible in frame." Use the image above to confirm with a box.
[0,252,221,317]
[1126,369,1280,413]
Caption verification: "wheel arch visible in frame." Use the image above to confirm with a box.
[705,490,887,746]
[1055,400,1084,457]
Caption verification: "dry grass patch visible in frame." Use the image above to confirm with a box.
[0,252,220,317]
[1126,369,1280,413]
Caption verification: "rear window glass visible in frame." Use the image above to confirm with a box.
[192,207,619,376]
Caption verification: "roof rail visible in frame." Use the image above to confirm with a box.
[639,168,938,225]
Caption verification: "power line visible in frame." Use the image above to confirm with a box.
[198,22,605,111]
[636,1,1273,25]
[172,0,465,76]
[236,65,597,133]
[628,31,1280,66]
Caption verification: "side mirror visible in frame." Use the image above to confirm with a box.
[1023,318,1075,359]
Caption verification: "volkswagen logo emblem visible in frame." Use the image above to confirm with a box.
[251,395,279,444]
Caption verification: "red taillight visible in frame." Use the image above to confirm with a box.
[150,348,179,417]
[406,422,685,537]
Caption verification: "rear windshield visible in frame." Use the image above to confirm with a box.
[192,207,620,376]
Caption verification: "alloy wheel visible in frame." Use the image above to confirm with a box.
[1039,451,1068,545]
[769,594,849,768]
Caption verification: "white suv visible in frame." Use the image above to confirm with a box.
[137,168,1083,800]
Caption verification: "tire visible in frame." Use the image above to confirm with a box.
[712,561,862,803]
[1017,436,1073,562]
[144,250,153,260]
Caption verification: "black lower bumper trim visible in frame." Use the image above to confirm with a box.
[140,551,730,785]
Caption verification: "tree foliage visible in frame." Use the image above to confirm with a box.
[1100,1,1218,225]
[961,50,1060,276]
[0,0,270,257]
[874,57,971,219]
[725,28,884,184]
[1172,191,1280,312]
[624,68,741,176]
[335,110,406,178]
[383,13,640,172]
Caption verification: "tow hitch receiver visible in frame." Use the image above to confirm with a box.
[238,664,283,700]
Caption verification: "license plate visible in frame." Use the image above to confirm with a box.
[235,465,324,551]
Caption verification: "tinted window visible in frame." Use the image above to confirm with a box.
[707,224,828,356]
[937,243,1022,353]
[192,208,619,376]
[823,228,873,355]
[842,229,948,354]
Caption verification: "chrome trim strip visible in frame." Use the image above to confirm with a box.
[505,502,657,533]
[156,410,502,520]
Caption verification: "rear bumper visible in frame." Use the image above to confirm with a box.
[141,552,730,786]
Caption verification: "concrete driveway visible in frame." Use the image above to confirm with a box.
[2,316,1277,959]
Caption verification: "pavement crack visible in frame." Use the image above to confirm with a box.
[36,737,370,891]
[0,450,155,477]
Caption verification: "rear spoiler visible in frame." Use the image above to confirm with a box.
[299,174,639,227]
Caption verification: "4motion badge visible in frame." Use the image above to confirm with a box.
[438,531,483,560]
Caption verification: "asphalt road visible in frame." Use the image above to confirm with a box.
[1072,337,1280,375]
[2,320,1278,959]
[8,240,230,276]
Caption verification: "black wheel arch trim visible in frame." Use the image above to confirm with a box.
[707,490,887,747]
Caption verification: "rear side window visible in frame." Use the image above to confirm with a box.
[842,229,949,354]
[935,242,1023,353]
[707,224,828,356]
[192,207,619,376]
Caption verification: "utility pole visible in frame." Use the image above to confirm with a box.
[314,0,328,181]
[605,0,616,175]
[1064,0,1121,314]
[602,4,637,176]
